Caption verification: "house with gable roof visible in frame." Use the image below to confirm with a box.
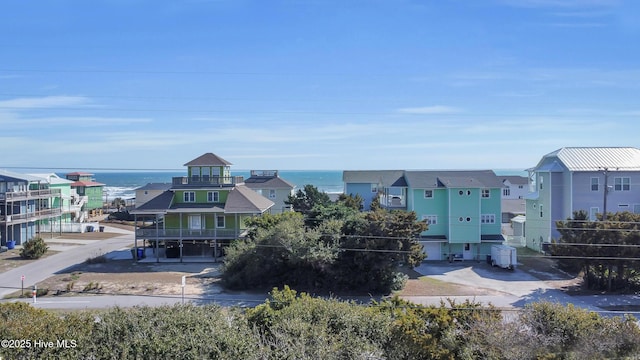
[525,147,640,252]
[244,170,295,213]
[343,169,504,261]
[131,153,274,261]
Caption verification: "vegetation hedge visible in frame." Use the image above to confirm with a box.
[1,289,639,359]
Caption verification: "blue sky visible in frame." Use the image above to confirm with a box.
[1,0,639,171]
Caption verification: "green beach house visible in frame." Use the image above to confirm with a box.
[132,153,274,261]
[343,170,504,261]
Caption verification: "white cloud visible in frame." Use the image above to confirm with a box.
[397,106,461,114]
[0,96,92,109]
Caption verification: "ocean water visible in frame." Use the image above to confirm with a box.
[92,169,527,201]
[93,170,345,200]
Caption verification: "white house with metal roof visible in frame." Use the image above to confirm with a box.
[525,147,640,252]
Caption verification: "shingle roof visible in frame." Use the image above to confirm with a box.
[342,170,405,187]
[224,185,274,213]
[136,183,172,191]
[501,176,528,185]
[244,175,295,189]
[131,190,175,214]
[184,153,232,166]
[541,147,640,172]
[405,170,503,189]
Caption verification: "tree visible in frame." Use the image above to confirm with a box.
[336,193,363,211]
[111,197,126,210]
[285,184,331,216]
[20,236,48,259]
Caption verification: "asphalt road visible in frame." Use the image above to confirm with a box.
[0,226,134,298]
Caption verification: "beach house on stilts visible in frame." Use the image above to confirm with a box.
[131,153,274,262]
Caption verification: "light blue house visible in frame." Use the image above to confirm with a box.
[525,147,640,252]
[0,170,62,246]
[343,170,504,261]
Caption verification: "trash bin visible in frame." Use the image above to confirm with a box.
[137,248,145,259]
[86,226,94,232]
[486,255,492,265]
[7,240,15,250]
[99,226,105,232]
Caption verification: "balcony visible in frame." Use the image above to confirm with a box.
[380,194,406,208]
[172,176,244,187]
[136,228,243,240]
[0,188,62,201]
[0,207,63,224]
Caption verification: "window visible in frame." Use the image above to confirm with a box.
[269,189,276,199]
[591,177,599,191]
[539,176,543,190]
[207,191,219,202]
[518,185,524,189]
[540,204,543,218]
[481,214,496,224]
[183,191,195,202]
[371,184,378,193]
[614,177,630,191]
[503,188,511,196]
[216,215,225,228]
[422,215,437,225]
[481,189,490,198]
[424,189,433,199]
[189,215,201,230]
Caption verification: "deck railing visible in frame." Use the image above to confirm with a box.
[136,228,241,239]
[172,176,244,187]
[0,188,62,201]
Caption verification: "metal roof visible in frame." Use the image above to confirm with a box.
[184,153,232,166]
[0,169,46,182]
[540,147,640,172]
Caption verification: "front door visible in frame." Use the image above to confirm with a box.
[189,214,201,234]
[463,243,473,260]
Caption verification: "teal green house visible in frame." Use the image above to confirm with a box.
[65,172,105,215]
[132,153,275,261]
[343,170,504,261]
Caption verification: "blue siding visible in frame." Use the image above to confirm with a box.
[345,183,377,210]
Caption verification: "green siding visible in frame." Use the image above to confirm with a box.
[411,188,448,236]
[480,188,502,235]
[174,190,229,204]
[449,188,481,244]
[84,186,104,210]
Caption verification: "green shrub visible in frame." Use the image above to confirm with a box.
[20,236,48,259]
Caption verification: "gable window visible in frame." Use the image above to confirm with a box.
[503,188,510,197]
[216,215,225,228]
[422,214,437,225]
[539,176,544,190]
[481,214,496,224]
[207,191,219,202]
[591,177,599,191]
[269,189,276,199]
[424,189,433,199]
[481,189,490,198]
[614,177,630,191]
[183,191,195,202]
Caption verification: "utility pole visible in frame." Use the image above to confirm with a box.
[603,168,608,221]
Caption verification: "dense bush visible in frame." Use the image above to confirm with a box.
[1,296,639,359]
[20,236,48,259]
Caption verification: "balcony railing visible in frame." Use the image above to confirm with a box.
[172,176,244,187]
[0,188,62,201]
[136,228,241,239]
[0,207,63,224]
[380,195,406,208]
